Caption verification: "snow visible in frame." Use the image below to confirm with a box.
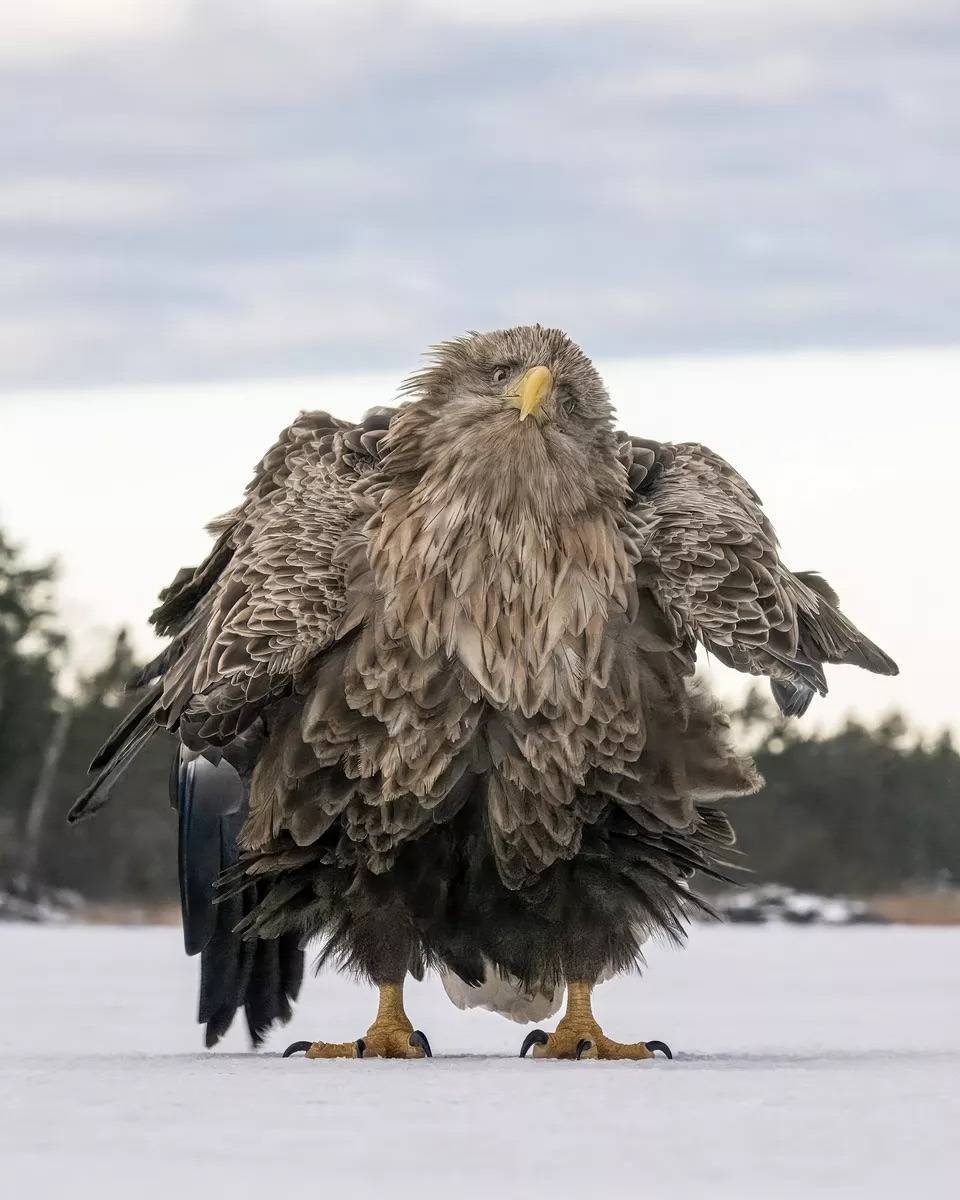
[1,923,957,1199]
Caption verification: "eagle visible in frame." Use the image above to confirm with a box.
[71,326,897,1060]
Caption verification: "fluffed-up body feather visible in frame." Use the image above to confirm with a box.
[73,325,896,1037]
[225,385,760,994]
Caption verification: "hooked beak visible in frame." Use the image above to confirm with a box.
[505,365,553,422]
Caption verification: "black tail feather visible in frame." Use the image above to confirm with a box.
[174,748,303,1047]
[177,754,242,954]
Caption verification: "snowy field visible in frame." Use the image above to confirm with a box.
[1,923,957,1199]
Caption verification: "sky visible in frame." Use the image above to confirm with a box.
[0,1,955,733]
[1,0,959,388]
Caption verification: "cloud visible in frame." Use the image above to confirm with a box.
[426,0,959,29]
[8,0,944,66]
[4,1,191,64]
[0,1,958,388]
[0,177,179,224]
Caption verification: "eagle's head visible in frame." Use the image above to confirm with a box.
[369,326,635,682]
[386,325,626,525]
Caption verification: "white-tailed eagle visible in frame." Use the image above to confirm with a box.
[72,326,896,1060]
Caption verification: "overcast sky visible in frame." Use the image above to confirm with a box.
[1,3,955,733]
[2,0,959,389]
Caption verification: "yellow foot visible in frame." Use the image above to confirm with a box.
[519,982,672,1061]
[282,983,432,1060]
[520,1019,671,1060]
[283,1023,432,1059]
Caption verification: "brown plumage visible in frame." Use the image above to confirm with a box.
[72,325,897,1047]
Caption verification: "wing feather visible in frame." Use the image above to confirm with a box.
[70,405,396,821]
[170,407,396,744]
[617,436,898,716]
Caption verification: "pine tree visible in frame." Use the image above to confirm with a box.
[0,531,64,877]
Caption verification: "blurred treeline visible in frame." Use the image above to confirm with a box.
[0,526,957,903]
[0,529,176,902]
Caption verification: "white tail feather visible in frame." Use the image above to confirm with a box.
[441,960,563,1024]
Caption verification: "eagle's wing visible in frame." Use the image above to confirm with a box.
[617,435,898,715]
[68,406,396,821]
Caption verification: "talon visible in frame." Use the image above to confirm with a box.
[355,1038,366,1058]
[575,1039,593,1060]
[520,1029,549,1058]
[282,1040,313,1058]
[409,1030,432,1058]
[644,1040,673,1059]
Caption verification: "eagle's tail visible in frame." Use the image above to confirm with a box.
[441,961,564,1024]
[176,751,303,1047]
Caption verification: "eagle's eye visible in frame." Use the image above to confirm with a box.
[491,365,509,385]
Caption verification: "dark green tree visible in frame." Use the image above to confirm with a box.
[36,629,178,903]
[0,530,63,875]
[728,688,960,894]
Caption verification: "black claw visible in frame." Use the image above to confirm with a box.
[355,1038,366,1058]
[409,1030,433,1058]
[520,1029,549,1058]
[575,1039,593,1060]
[282,1041,313,1058]
[644,1040,673,1060]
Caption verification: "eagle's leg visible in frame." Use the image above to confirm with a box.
[520,981,671,1062]
[292,981,431,1060]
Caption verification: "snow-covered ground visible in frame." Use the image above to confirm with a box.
[1,923,957,1199]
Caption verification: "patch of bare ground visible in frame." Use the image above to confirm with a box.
[870,891,960,926]
[81,901,181,926]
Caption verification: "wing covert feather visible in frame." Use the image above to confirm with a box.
[157,407,396,746]
[617,436,897,710]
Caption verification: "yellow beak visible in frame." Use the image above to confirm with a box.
[507,365,553,422]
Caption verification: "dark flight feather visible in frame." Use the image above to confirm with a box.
[174,746,303,1046]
